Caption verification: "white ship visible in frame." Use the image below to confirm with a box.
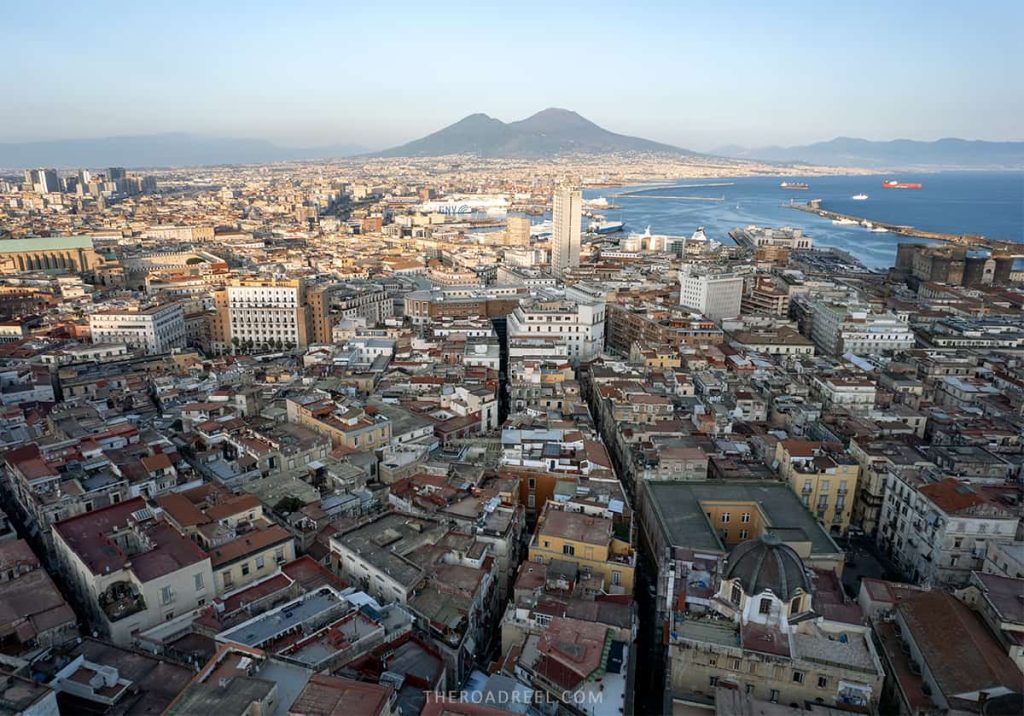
[833,218,858,225]
[419,195,509,215]
[852,194,869,201]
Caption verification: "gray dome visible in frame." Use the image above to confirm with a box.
[724,533,812,602]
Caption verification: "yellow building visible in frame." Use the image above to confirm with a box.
[528,503,634,594]
[775,440,860,536]
[286,395,392,451]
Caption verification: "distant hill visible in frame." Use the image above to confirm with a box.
[0,133,366,170]
[715,137,1024,169]
[372,108,699,158]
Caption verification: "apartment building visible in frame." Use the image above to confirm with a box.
[877,475,1020,587]
[527,502,635,594]
[89,302,186,355]
[804,296,915,356]
[507,293,605,363]
[155,486,296,596]
[308,281,392,343]
[775,440,860,535]
[53,497,214,645]
[286,394,392,451]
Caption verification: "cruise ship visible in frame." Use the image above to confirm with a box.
[419,195,509,215]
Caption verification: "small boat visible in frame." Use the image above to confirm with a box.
[870,227,888,233]
[852,194,868,201]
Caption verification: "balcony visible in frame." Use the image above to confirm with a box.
[99,582,147,622]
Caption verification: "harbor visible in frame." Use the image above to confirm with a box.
[785,199,1023,255]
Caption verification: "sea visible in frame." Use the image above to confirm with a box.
[582,171,1024,269]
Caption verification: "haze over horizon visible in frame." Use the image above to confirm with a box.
[4,0,1021,152]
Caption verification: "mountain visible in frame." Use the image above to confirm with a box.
[0,133,367,170]
[372,108,698,158]
[715,137,1024,169]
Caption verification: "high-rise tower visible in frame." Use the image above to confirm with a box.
[551,183,581,275]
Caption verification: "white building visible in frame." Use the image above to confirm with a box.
[89,302,186,355]
[678,265,744,321]
[52,497,214,645]
[807,297,915,356]
[877,475,1020,588]
[507,291,605,364]
[551,184,581,275]
[224,278,310,350]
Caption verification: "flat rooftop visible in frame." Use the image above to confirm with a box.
[218,587,346,648]
[646,480,841,555]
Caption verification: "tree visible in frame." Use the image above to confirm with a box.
[274,496,305,514]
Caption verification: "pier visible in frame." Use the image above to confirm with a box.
[786,200,1022,255]
[618,194,724,202]
[615,182,734,197]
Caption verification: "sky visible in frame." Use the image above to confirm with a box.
[2,0,1021,152]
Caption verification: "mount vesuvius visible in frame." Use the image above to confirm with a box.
[371,108,699,158]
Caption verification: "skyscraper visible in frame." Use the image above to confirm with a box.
[24,168,60,194]
[551,183,581,275]
[107,167,127,182]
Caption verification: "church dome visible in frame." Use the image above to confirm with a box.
[724,533,812,602]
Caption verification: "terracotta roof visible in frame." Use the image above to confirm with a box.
[919,478,987,514]
[209,526,292,567]
[289,673,392,716]
[900,591,1022,698]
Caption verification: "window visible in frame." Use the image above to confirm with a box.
[612,571,621,586]
[195,573,205,591]
[741,512,751,523]
[563,544,575,557]
[241,563,251,577]
[255,555,265,569]
[721,512,731,523]
[709,676,719,687]
[792,671,805,684]
[759,598,771,615]
[276,547,286,563]
[543,540,550,548]
[739,529,749,540]
[222,570,233,587]
[527,494,535,508]
[731,585,742,604]
[730,658,741,670]
[817,676,828,689]
[770,689,779,703]
[160,586,174,605]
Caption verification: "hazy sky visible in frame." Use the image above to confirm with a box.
[3,0,1021,151]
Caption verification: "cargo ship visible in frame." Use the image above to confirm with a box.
[780,181,809,190]
[882,180,923,189]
